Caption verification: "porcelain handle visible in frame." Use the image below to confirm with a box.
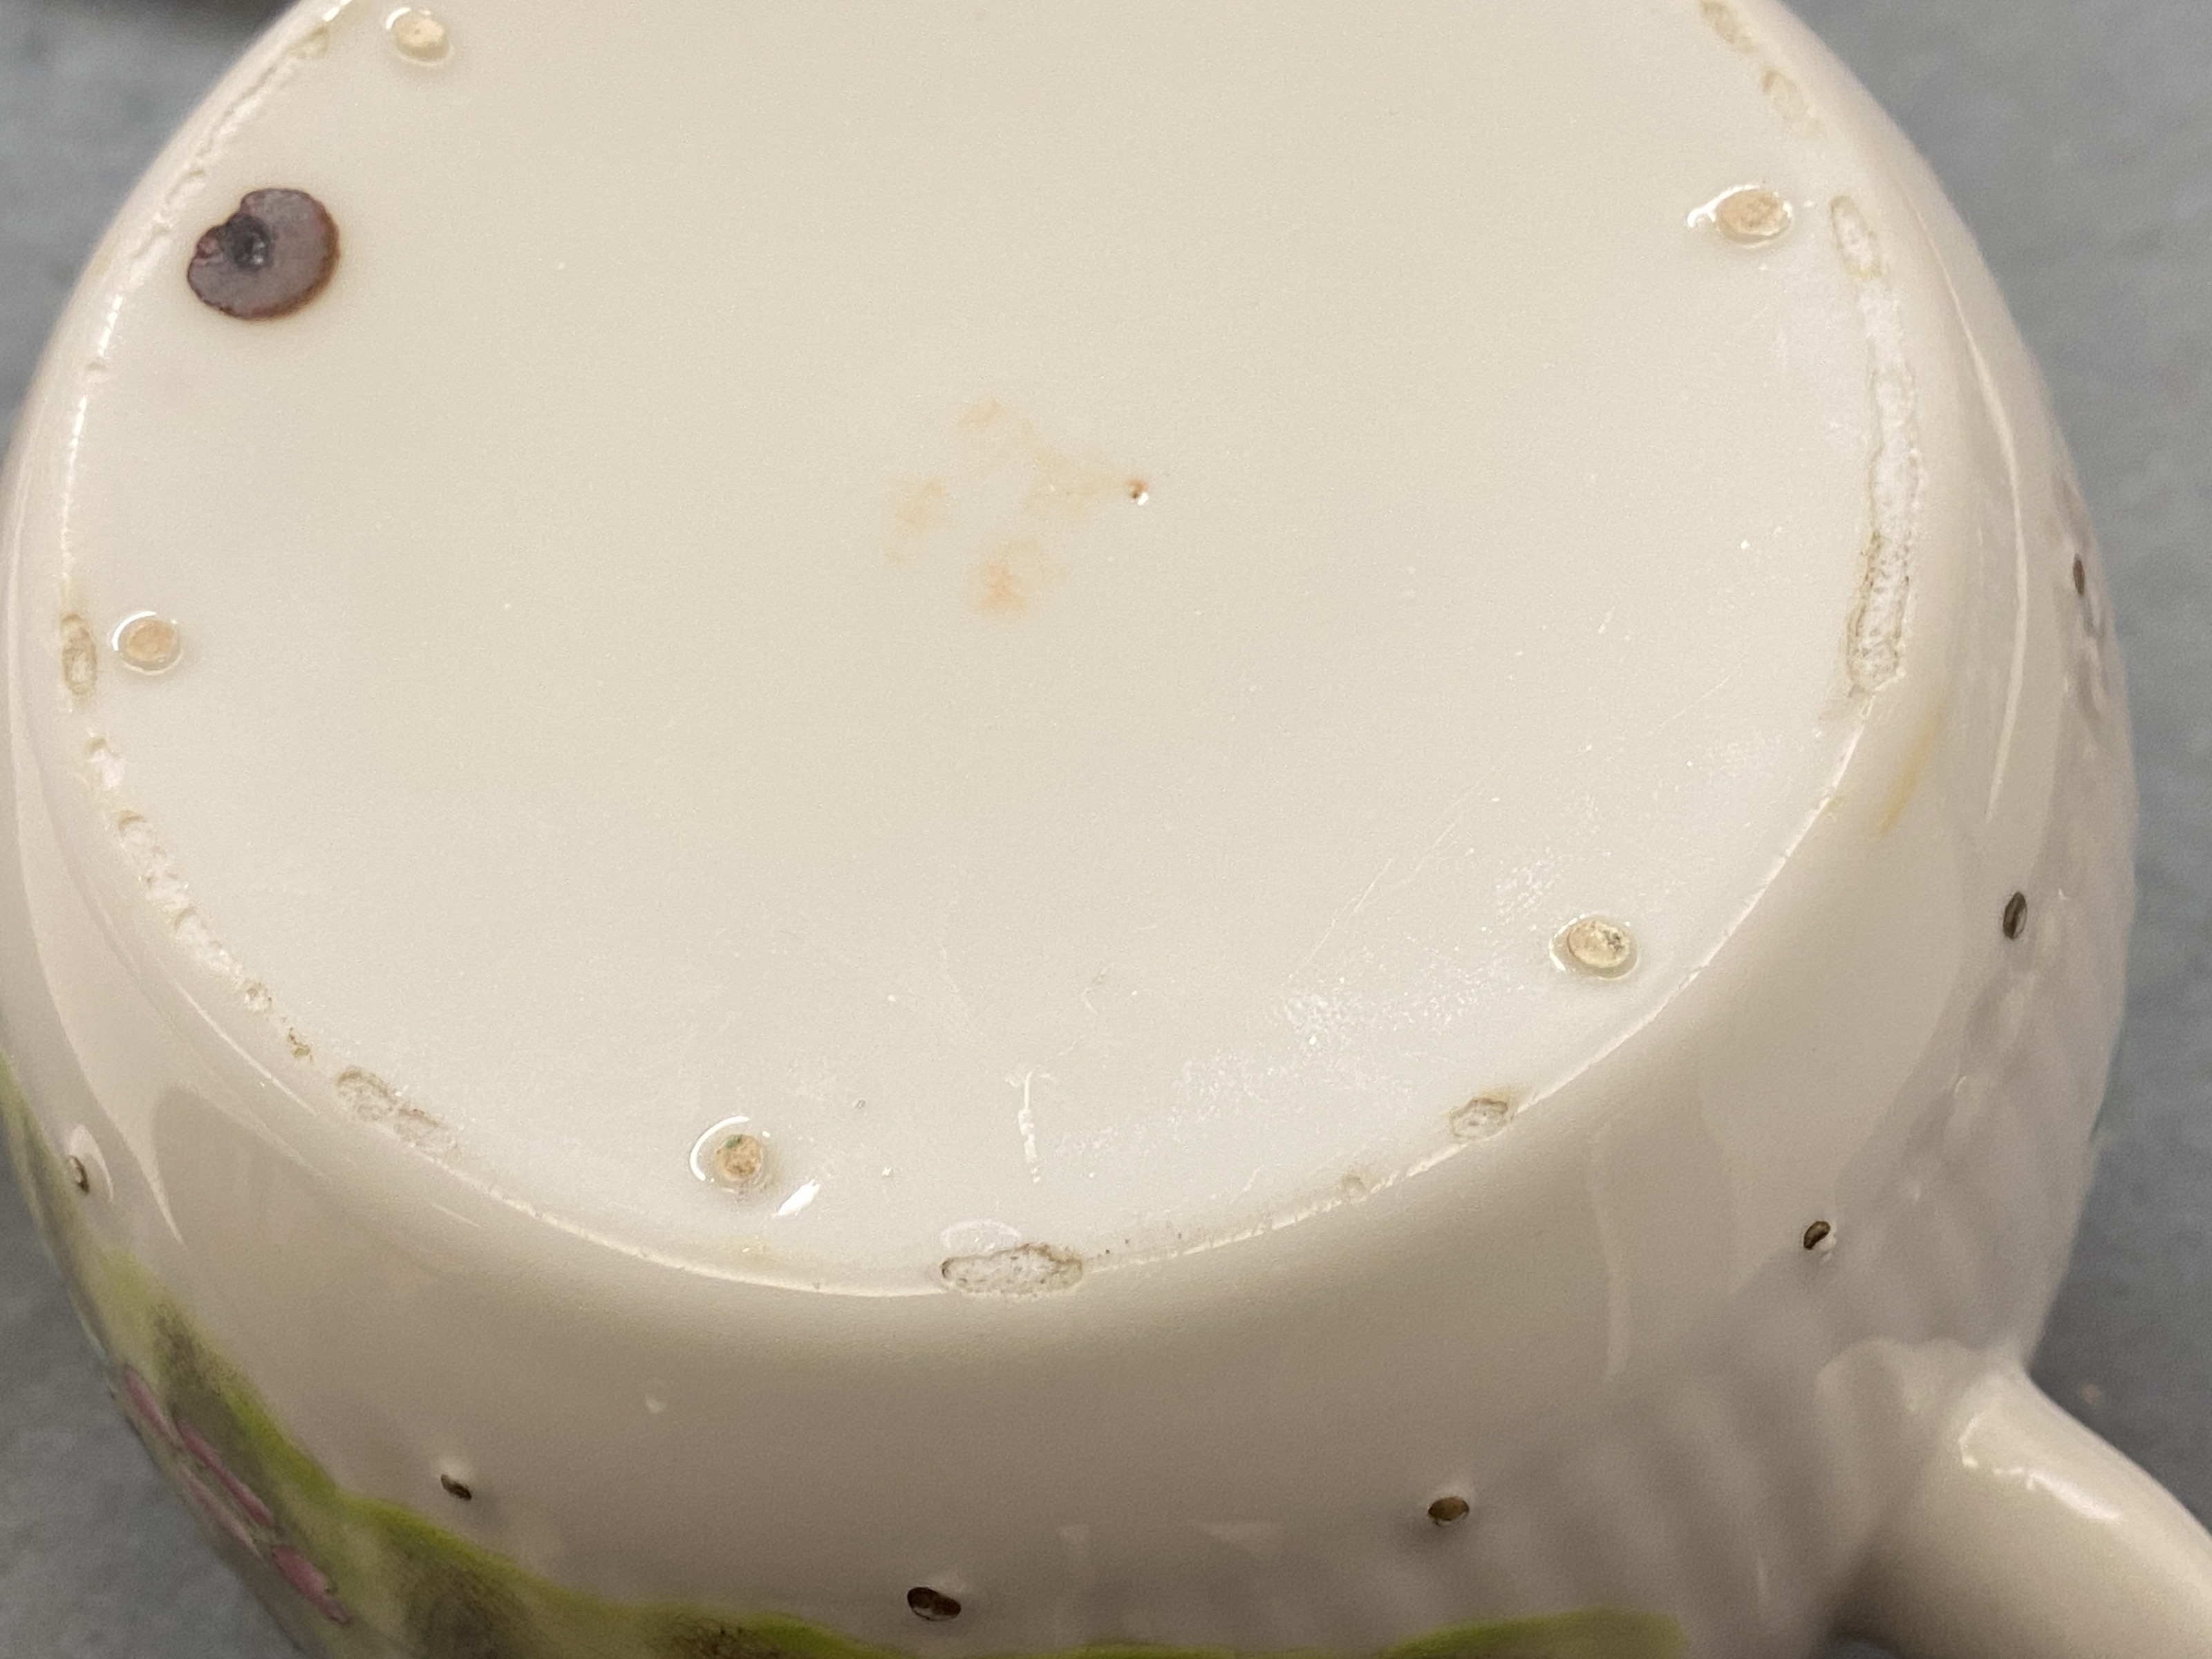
[1841,1365,2212,1658]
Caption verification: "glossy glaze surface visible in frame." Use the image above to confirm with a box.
[0,2,2192,1656]
[17,0,1889,1285]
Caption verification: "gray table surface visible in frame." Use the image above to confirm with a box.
[1,2,2206,1656]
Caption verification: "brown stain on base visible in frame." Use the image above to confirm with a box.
[973,536,1064,619]
[958,396,1033,451]
[1023,445,1122,523]
[888,478,950,552]
[1877,702,1945,836]
[891,399,1143,618]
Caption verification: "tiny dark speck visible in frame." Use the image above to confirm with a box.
[188,188,339,320]
[1427,1494,1472,1526]
[906,1587,961,1622]
[439,1473,474,1501]
[1803,1219,1833,1250]
[2003,891,2028,940]
[2072,556,2087,597]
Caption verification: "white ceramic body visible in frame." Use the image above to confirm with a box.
[2,4,2205,1659]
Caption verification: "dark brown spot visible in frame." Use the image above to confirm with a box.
[2072,555,2087,597]
[1803,1220,1833,1250]
[2003,892,2028,940]
[440,1472,474,1501]
[1427,1495,1472,1526]
[906,1587,962,1622]
[66,1155,90,1194]
[1127,478,1150,504]
[188,189,339,320]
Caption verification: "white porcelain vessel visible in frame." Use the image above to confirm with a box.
[2,3,2201,1657]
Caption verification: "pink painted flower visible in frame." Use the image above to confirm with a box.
[118,1368,180,1448]
[181,1466,258,1550]
[176,1416,276,1529]
[270,1544,351,1624]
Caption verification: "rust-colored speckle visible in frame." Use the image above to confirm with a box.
[1427,1495,1472,1526]
[187,189,339,321]
[906,1587,962,1623]
[59,613,97,700]
[973,537,1062,618]
[895,399,1138,615]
